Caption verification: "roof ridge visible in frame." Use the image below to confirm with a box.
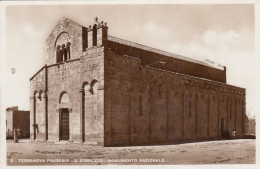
[107,35,224,70]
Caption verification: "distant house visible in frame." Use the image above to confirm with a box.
[6,106,30,139]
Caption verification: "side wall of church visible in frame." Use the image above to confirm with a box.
[104,46,246,146]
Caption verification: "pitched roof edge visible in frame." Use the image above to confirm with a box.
[107,35,225,70]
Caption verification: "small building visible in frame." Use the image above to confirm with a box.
[6,106,30,139]
[30,17,247,146]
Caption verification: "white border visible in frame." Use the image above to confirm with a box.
[0,1,259,169]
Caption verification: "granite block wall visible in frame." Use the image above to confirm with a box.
[30,18,105,143]
[104,45,246,146]
[30,66,47,141]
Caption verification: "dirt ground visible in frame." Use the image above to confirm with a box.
[6,139,255,165]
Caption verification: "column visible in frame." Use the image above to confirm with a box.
[217,94,220,136]
[195,92,198,138]
[88,29,93,48]
[79,88,85,143]
[56,108,60,141]
[42,93,47,141]
[207,93,210,137]
[30,95,35,140]
[166,91,169,141]
[68,108,73,141]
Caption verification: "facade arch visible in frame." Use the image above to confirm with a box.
[55,32,71,63]
[59,91,69,103]
[33,90,38,98]
[90,79,98,95]
[82,81,89,89]
[82,81,90,95]
[55,32,70,47]
[38,90,44,101]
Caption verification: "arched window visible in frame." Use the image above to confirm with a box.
[92,24,97,46]
[34,90,39,100]
[59,91,69,103]
[38,90,44,101]
[90,79,98,95]
[83,83,90,94]
[55,32,71,63]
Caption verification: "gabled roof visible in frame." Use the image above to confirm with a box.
[46,17,224,70]
[108,36,225,70]
[46,17,83,42]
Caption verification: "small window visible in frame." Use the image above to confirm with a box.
[189,100,191,117]
[139,95,142,116]
[230,104,232,119]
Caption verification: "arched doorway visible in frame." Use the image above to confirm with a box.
[59,91,70,141]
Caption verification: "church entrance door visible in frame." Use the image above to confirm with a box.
[60,108,69,140]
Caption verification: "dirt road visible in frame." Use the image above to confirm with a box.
[6,139,255,165]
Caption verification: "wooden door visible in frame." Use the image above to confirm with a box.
[60,109,69,140]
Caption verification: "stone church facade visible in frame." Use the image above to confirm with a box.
[30,17,247,146]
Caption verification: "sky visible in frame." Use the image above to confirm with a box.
[1,3,257,117]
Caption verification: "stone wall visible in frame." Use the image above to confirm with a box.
[47,60,81,141]
[46,18,84,65]
[104,46,246,146]
[6,108,14,138]
[80,47,105,144]
[30,66,47,141]
[30,17,105,143]
[30,48,105,143]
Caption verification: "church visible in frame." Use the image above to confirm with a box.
[30,17,247,146]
